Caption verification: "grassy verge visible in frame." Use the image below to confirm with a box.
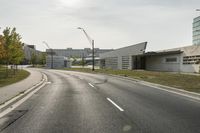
[0,67,30,87]
[63,68,200,93]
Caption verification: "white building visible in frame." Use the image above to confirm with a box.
[100,42,147,69]
[46,56,71,69]
[100,42,200,73]
[145,45,200,73]
[46,48,113,58]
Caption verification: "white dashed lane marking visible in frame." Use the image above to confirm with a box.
[107,98,124,112]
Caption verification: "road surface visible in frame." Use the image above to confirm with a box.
[0,69,200,133]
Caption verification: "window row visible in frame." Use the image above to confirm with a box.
[183,55,200,64]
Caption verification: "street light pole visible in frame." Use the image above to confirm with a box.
[77,27,95,71]
[92,40,95,71]
[50,49,53,69]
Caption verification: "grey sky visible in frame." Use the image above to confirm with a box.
[0,0,200,51]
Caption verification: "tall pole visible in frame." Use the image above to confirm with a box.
[77,27,95,71]
[92,40,95,71]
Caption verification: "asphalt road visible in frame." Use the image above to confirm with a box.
[0,69,200,133]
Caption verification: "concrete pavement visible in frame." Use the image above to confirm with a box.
[0,68,43,104]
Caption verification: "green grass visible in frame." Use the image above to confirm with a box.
[0,67,30,87]
[63,68,200,93]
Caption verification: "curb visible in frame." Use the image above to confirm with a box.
[0,73,47,113]
[104,74,200,100]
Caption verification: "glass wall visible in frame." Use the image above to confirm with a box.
[193,16,200,45]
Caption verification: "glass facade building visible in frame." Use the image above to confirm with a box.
[193,16,200,45]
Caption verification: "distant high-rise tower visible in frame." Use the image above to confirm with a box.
[193,16,200,45]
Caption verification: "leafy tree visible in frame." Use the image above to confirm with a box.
[0,35,6,63]
[1,27,24,76]
[31,52,37,67]
[38,52,46,65]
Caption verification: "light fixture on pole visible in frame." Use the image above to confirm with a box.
[77,27,95,71]
[42,41,54,69]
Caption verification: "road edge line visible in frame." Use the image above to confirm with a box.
[104,74,200,101]
[0,73,47,115]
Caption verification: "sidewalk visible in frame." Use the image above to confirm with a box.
[0,68,43,104]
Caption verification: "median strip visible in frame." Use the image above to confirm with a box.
[107,98,124,112]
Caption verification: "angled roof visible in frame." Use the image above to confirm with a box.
[100,42,147,58]
[145,50,183,56]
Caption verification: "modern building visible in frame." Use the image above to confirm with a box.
[22,44,42,64]
[46,56,71,68]
[145,45,200,72]
[46,48,113,58]
[193,16,200,45]
[100,42,200,73]
[100,42,147,69]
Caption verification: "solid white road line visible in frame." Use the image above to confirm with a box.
[0,79,47,118]
[141,83,200,101]
[107,98,124,112]
[88,83,95,88]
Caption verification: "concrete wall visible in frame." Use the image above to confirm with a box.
[179,45,200,73]
[146,54,181,72]
[146,45,200,73]
[100,42,147,69]
[46,56,64,68]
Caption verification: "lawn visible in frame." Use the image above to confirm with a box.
[0,67,30,87]
[63,68,200,93]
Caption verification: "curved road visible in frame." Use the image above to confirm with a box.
[1,69,200,133]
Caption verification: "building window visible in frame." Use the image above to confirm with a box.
[122,56,130,69]
[105,57,118,69]
[183,55,200,64]
[165,57,177,63]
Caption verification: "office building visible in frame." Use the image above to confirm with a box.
[193,16,200,45]
[100,42,200,73]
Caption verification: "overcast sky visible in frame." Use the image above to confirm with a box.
[0,0,200,51]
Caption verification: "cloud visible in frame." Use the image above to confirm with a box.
[0,0,199,51]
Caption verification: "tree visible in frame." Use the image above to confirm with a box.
[31,52,37,67]
[0,35,6,63]
[38,52,46,65]
[1,27,24,76]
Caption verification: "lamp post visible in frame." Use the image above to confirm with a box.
[42,41,53,69]
[77,27,95,71]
